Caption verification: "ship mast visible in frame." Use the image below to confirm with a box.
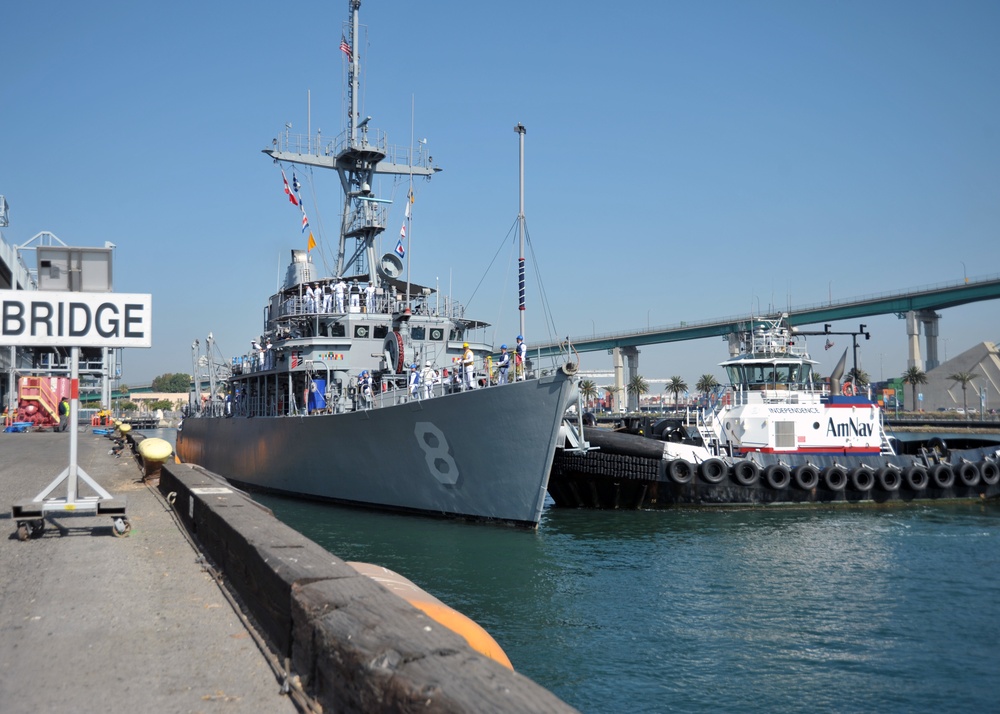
[515,123,527,341]
[262,0,439,295]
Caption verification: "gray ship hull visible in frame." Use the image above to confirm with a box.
[177,371,576,527]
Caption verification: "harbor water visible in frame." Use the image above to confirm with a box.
[256,498,1000,713]
[152,430,1000,712]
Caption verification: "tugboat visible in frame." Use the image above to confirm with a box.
[549,315,1000,508]
[176,0,581,527]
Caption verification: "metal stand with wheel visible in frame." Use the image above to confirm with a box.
[5,246,150,540]
[12,347,128,540]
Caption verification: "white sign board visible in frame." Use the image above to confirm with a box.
[0,290,152,347]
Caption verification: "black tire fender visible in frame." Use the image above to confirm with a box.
[931,463,955,489]
[822,465,848,491]
[764,463,791,490]
[792,464,820,490]
[668,459,694,484]
[850,465,875,491]
[698,458,727,484]
[877,465,903,491]
[731,460,760,487]
[958,461,981,487]
[904,465,929,490]
[980,459,1000,486]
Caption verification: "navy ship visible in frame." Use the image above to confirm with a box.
[176,0,581,527]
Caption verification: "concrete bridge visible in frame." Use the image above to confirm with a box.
[533,274,1000,411]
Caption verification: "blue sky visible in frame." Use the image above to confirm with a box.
[2,0,998,389]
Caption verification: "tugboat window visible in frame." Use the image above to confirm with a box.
[354,325,370,339]
[373,325,388,340]
[450,329,463,342]
[429,328,444,342]
[411,326,426,341]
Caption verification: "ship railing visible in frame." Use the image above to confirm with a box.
[345,201,388,235]
[274,292,394,319]
[728,385,827,406]
[228,393,278,418]
[272,128,434,173]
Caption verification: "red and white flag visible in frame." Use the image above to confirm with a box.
[282,170,299,207]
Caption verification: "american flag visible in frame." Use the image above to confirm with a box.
[340,35,352,59]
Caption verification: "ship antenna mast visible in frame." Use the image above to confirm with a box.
[347,0,360,146]
[515,123,527,341]
[262,0,440,293]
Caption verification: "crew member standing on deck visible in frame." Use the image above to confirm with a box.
[496,344,511,385]
[461,342,476,390]
[365,282,377,313]
[321,282,332,313]
[359,370,373,408]
[408,363,421,399]
[349,280,361,311]
[515,335,527,381]
[421,361,437,399]
[334,278,346,313]
[305,283,317,313]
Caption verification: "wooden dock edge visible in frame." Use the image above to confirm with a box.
[157,461,577,713]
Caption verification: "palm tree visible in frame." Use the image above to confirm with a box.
[665,376,688,409]
[901,367,927,412]
[626,375,649,412]
[579,379,598,409]
[696,374,719,399]
[947,371,979,418]
[846,367,870,386]
[603,386,616,412]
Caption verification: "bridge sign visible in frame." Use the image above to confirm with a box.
[0,290,152,347]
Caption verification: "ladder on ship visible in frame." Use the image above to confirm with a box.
[879,414,897,454]
[689,410,724,456]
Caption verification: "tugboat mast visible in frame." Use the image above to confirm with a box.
[262,0,440,296]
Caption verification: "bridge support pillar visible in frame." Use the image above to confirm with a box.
[616,346,640,412]
[921,310,940,370]
[906,311,922,371]
[612,348,624,413]
[906,310,941,372]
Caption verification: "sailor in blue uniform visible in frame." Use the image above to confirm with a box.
[515,335,526,381]
[408,363,421,399]
[497,344,511,385]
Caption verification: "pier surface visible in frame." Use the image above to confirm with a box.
[0,431,299,713]
[1,429,578,713]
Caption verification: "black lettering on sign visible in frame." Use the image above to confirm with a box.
[2,301,25,336]
[95,303,119,338]
[30,301,54,337]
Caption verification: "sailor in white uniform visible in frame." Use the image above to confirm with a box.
[421,361,437,399]
[334,278,346,313]
[321,283,332,313]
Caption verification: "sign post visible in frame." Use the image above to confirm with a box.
[4,263,152,539]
